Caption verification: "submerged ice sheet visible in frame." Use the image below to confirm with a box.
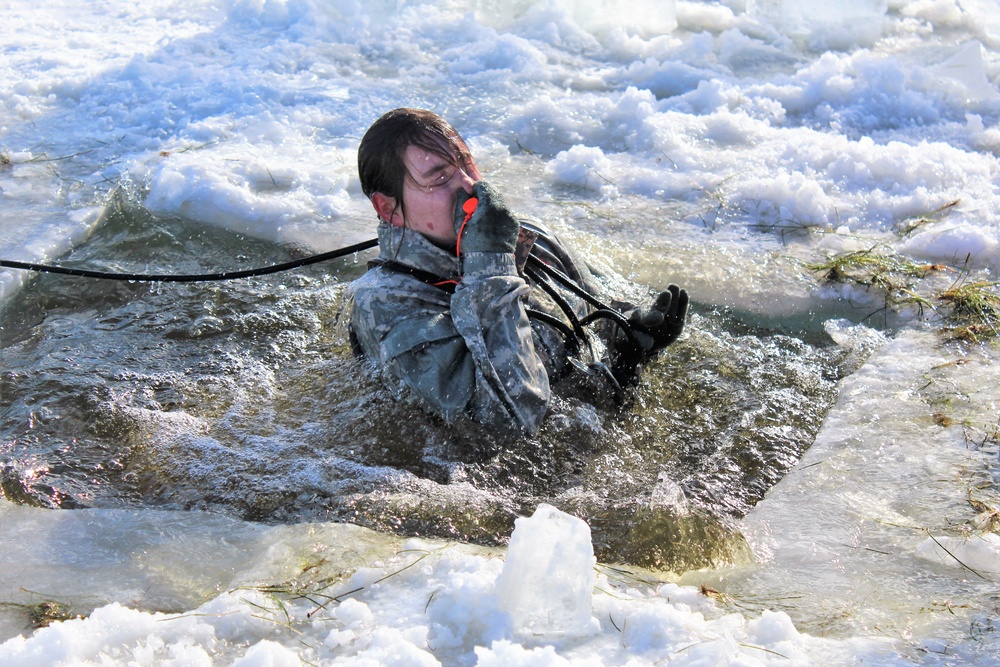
[0,500,405,641]
[699,328,1000,660]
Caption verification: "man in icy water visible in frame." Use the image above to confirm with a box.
[349,108,687,435]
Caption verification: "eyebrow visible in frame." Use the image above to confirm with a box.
[410,158,455,186]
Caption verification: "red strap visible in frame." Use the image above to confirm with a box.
[455,197,478,256]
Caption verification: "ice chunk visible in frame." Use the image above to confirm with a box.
[747,0,888,47]
[474,0,677,38]
[747,0,887,26]
[232,639,302,667]
[932,41,1000,102]
[495,504,598,637]
[566,0,677,38]
[822,319,888,374]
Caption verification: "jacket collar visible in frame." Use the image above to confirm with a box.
[377,221,460,281]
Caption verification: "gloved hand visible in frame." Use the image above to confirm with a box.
[611,285,688,387]
[625,285,689,359]
[453,180,520,255]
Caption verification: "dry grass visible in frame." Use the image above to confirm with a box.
[808,246,947,285]
[0,590,83,629]
[896,199,960,236]
[806,243,1000,341]
[938,280,1000,342]
[227,547,434,630]
[807,245,948,315]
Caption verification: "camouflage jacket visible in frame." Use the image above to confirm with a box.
[348,221,606,435]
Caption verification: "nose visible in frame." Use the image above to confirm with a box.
[457,169,476,195]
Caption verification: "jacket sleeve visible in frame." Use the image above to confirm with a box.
[350,252,550,434]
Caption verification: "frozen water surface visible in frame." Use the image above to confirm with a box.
[2,0,1000,664]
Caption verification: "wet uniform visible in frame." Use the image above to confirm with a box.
[348,220,620,435]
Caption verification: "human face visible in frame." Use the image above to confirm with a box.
[378,143,479,249]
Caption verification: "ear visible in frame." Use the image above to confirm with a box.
[371,192,402,226]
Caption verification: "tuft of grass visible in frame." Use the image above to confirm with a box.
[808,246,1000,342]
[968,493,1000,534]
[28,600,80,627]
[938,280,1000,342]
[808,246,947,284]
[747,217,823,243]
[224,547,434,628]
[692,175,735,233]
[807,246,948,316]
[896,199,960,237]
[0,595,83,629]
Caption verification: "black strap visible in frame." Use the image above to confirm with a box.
[523,263,591,345]
[0,238,379,282]
[367,258,460,293]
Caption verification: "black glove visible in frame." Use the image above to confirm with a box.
[612,285,688,387]
[454,181,520,255]
[626,285,688,359]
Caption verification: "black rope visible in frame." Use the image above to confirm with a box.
[579,308,643,349]
[0,238,379,283]
[3,233,650,398]
[526,254,608,311]
[527,258,644,350]
[367,258,459,293]
[2,235,647,352]
[524,307,581,356]
[523,264,590,344]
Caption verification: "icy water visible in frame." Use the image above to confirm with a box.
[2,0,1000,665]
[1,193,854,570]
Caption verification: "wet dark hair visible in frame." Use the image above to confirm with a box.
[357,108,472,218]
